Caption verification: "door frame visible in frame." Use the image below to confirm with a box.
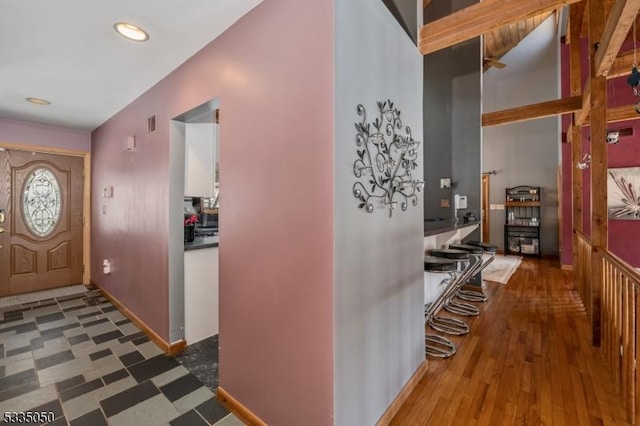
[482,173,490,242]
[0,141,91,285]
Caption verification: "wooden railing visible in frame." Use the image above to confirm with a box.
[575,231,592,321]
[574,230,640,423]
[596,247,640,424]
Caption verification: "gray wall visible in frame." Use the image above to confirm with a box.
[423,0,481,237]
[335,0,424,424]
[483,16,560,255]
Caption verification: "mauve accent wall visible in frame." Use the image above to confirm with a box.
[0,118,90,152]
[91,0,334,424]
[560,41,640,267]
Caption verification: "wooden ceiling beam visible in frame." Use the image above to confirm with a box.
[566,0,586,43]
[609,49,637,78]
[595,0,640,76]
[482,96,582,127]
[575,49,636,126]
[481,101,640,128]
[607,104,640,122]
[418,0,583,55]
[575,80,591,125]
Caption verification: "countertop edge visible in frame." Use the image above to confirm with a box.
[424,221,479,237]
[184,236,219,251]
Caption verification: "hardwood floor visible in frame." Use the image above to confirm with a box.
[390,258,631,425]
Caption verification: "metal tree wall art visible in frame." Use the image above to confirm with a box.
[608,168,640,219]
[353,100,424,217]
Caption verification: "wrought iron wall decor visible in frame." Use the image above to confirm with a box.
[353,100,424,217]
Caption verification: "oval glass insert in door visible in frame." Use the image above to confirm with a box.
[22,167,62,237]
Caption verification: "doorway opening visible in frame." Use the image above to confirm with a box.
[168,98,220,346]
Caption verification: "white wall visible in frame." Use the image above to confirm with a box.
[482,17,561,255]
[184,123,215,197]
[334,0,424,424]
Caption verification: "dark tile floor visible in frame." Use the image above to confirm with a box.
[0,287,241,425]
[175,335,219,391]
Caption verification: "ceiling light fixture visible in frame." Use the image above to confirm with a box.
[25,97,50,106]
[113,22,149,42]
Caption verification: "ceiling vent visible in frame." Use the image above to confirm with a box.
[147,114,157,133]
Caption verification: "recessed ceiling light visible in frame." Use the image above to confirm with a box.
[25,97,50,106]
[113,22,149,42]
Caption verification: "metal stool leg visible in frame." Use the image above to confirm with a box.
[444,299,480,316]
[425,334,456,358]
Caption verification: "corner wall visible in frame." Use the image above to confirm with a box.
[91,0,334,423]
[334,0,424,424]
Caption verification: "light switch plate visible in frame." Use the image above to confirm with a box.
[103,187,113,198]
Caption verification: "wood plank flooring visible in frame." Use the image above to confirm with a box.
[390,258,631,425]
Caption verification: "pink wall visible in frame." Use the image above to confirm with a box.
[91,0,334,424]
[561,41,640,266]
[0,117,91,152]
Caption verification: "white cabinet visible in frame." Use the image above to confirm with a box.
[184,246,219,344]
[184,123,217,196]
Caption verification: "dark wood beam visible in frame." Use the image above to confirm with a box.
[570,4,583,252]
[482,96,582,127]
[575,80,591,126]
[609,49,636,79]
[595,0,640,76]
[589,0,607,347]
[581,104,640,124]
[606,104,640,122]
[423,0,432,8]
[566,0,586,43]
[575,49,637,125]
[418,0,583,55]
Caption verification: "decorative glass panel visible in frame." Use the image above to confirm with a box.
[22,168,61,237]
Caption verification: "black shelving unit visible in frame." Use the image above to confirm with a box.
[504,186,541,257]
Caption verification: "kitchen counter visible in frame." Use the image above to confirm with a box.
[184,236,219,251]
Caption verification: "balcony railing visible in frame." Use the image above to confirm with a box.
[575,230,640,424]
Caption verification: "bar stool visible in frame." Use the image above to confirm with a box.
[464,240,498,289]
[429,248,481,317]
[424,255,459,358]
[448,243,490,302]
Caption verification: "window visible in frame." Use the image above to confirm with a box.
[23,167,61,237]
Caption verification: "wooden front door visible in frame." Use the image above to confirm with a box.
[0,149,83,296]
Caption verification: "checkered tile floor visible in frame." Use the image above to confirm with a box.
[0,287,242,425]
